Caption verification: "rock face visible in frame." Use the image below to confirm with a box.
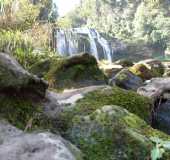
[110,69,143,91]
[67,105,170,160]
[0,121,82,160]
[31,53,106,90]
[0,52,48,97]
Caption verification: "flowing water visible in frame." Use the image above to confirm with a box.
[54,28,126,62]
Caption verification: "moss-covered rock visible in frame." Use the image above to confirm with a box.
[67,105,170,160]
[139,59,165,77]
[31,53,106,91]
[110,69,143,90]
[129,63,154,80]
[58,86,151,132]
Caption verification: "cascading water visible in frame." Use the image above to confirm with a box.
[54,28,126,62]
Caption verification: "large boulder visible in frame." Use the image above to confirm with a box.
[0,52,48,97]
[0,120,82,160]
[57,86,151,133]
[0,53,50,130]
[67,105,170,160]
[31,53,106,90]
[110,69,143,91]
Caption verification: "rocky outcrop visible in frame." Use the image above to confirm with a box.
[110,69,143,91]
[0,120,82,160]
[67,105,170,160]
[0,52,48,97]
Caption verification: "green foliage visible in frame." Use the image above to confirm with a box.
[150,137,170,160]
[63,0,170,50]
[0,0,40,30]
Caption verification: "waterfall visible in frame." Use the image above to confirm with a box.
[54,28,126,62]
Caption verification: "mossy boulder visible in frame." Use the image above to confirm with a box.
[31,53,106,91]
[0,52,48,97]
[110,69,143,90]
[67,105,170,160]
[58,86,151,132]
[129,63,154,80]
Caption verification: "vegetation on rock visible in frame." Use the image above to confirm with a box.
[67,105,170,160]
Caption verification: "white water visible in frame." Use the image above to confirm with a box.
[54,28,125,62]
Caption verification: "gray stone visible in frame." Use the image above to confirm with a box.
[110,69,143,90]
[0,120,82,160]
[0,52,48,97]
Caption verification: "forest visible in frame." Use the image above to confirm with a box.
[1,0,170,160]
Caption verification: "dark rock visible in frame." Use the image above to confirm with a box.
[0,52,48,97]
[110,69,143,91]
[155,100,170,135]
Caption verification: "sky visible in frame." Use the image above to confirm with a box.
[54,0,80,17]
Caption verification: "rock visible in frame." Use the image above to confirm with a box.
[115,59,134,67]
[0,52,48,97]
[31,53,106,90]
[0,120,82,160]
[155,100,170,135]
[129,63,153,80]
[137,78,170,102]
[43,85,106,132]
[138,59,165,76]
[67,105,170,160]
[58,86,151,133]
[110,69,143,91]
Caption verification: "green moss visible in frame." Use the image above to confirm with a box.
[67,105,170,160]
[58,86,151,133]
[0,95,51,131]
